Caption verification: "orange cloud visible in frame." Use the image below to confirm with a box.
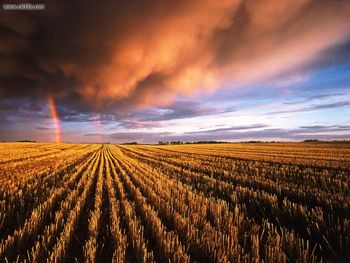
[1,0,350,111]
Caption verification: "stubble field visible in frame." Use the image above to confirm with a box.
[0,142,349,262]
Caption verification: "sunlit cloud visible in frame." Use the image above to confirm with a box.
[1,1,350,109]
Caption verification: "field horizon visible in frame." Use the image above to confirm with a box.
[3,140,350,145]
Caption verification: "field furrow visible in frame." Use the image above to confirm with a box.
[0,142,349,262]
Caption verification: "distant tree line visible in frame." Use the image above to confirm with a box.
[158,141,228,145]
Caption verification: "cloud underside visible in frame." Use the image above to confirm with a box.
[1,0,350,115]
[268,100,350,115]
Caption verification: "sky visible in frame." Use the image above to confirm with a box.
[0,0,350,143]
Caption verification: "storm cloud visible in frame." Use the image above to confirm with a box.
[1,0,350,114]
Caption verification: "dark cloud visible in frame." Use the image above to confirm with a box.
[131,100,236,123]
[269,100,350,115]
[300,125,328,129]
[185,124,268,135]
[300,38,350,72]
[142,101,219,121]
[313,101,350,110]
[284,93,346,105]
[0,98,49,122]
[1,0,350,118]
[299,125,350,132]
[36,126,55,130]
[95,100,235,129]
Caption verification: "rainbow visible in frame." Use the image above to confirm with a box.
[48,95,62,143]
